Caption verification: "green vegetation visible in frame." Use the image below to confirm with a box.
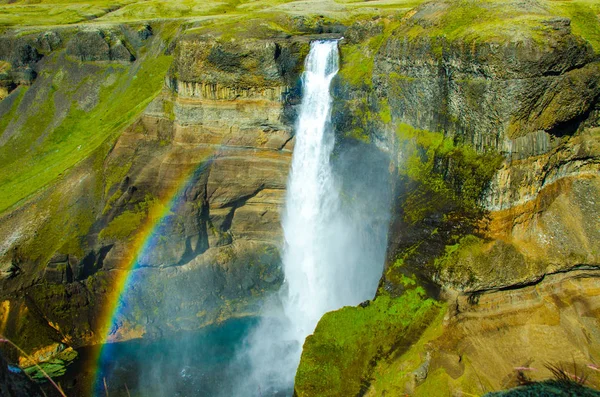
[397,123,503,224]
[99,209,145,241]
[23,348,78,381]
[16,140,112,263]
[295,275,440,397]
[367,306,448,395]
[550,0,600,52]
[0,0,136,27]
[0,52,172,213]
[99,195,160,241]
[339,17,400,88]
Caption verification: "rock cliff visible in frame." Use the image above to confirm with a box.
[0,0,599,395]
[0,19,310,359]
[295,1,600,395]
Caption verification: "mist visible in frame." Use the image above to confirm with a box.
[94,40,393,397]
[224,40,393,397]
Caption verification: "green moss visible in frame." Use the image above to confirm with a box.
[104,156,133,197]
[339,44,375,87]
[368,306,447,395]
[18,149,108,263]
[295,283,440,397]
[341,97,394,143]
[99,209,145,241]
[339,19,400,88]
[552,1,600,52]
[163,97,175,121]
[434,234,481,270]
[99,195,159,241]
[396,123,503,224]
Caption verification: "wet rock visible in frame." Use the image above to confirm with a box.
[0,352,43,397]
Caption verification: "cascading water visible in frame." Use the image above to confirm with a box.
[229,40,391,396]
[282,40,344,340]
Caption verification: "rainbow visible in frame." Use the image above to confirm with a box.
[90,156,212,395]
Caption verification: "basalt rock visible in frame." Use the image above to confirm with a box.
[66,29,135,62]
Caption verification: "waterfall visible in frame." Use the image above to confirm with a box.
[282,40,342,340]
[229,40,390,396]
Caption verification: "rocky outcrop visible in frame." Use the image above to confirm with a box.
[374,4,599,152]
[297,1,600,395]
[363,267,600,396]
[66,30,135,62]
[371,3,600,292]
[0,29,308,353]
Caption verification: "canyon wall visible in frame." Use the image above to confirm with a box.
[0,1,599,395]
[296,1,600,395]
[0,24,310,362]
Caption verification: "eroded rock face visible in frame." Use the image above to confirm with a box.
[0,33,307,351]
[372,8,600,292]
[66,30,135,62]
[436,268,600,391]
[375,7,598,152]
[363,268,600,396]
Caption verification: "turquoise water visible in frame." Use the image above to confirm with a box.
[56,317,271,396]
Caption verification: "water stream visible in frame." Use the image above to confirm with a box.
[231,39,389,396]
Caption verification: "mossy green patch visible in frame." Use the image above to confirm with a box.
[368,305,447,395]
[99,209,145,241]
[397,123,503,224]
[551,1,600,52]
[295,281,440,397]
[339,18,400,88]
[99,195,163,242]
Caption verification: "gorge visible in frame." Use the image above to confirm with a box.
[1,0,600,396]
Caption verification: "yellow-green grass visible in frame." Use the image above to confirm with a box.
[295,281,441,397]
[0,0,138,27]
[0,0,598,55]
[550,0,600,51]
[0,53,173,213]
[0,0,296,27]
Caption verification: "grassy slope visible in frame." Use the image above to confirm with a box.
[0,51,172,212]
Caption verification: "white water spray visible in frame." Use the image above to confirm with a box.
[282,40,345,339]
[230,40,390,396]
